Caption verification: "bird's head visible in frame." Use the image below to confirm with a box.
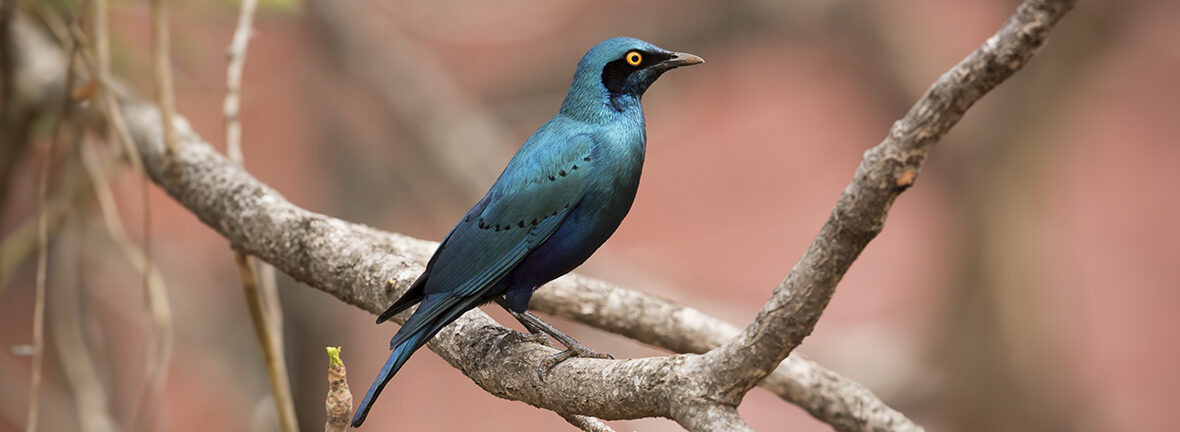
[561,37,703,118]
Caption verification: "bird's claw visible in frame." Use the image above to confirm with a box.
[536,345,614,381]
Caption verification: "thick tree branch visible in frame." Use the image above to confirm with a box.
[532,276,924,432]
[702,0,1078,401]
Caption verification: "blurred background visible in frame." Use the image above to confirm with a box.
[2,0,1178,431]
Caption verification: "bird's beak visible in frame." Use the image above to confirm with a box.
[657,52,705,70]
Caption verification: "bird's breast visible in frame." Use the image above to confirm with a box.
[583,125,645,223]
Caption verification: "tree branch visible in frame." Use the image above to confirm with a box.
[531,275,924,432]
[701,0,1078,401]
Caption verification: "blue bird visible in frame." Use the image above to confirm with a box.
[352,37,702,427]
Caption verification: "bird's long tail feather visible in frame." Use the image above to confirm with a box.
[350,328,428,427]
[351,295,482,427]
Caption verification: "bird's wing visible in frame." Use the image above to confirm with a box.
[398,133,593,330]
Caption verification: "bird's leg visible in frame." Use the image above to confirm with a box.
[495,297,550,336]
[518,310,612,358]
[494,298,613,379]
[493,298,554,347]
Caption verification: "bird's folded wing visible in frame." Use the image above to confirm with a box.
[389,212,568,345]
[420,133,594,301]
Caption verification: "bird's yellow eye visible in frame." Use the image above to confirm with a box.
[625,51,642,66]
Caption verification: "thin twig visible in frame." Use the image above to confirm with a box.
[259,264,282,343]
[64,23,143,174]
[224,0,256,162]
[78,141,169,291]
[558,413,616,432]
[25,88,50,432]
[149,0,177,153]
[59,11,174,431]
[141,15,163,427]
[237,253,299,432]
[324,347,351,432]
[48,195,119,432]
[221,1,297,430]
[28,20,80,432]
[80,138,174,432]
[67,29,161,371]
[70,25,174,424]
[91,0,115,150]
[77,11,164,384]
[0,182,86,294]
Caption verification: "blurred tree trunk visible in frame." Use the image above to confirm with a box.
[932,4,1116,430]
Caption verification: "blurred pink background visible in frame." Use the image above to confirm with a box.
[2,0,1178,431]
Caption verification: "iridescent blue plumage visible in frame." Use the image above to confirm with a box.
[352,37,702,427]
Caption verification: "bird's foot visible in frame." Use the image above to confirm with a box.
[536,343,613,381]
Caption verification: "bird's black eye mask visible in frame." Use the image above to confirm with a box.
[601,50,674,96]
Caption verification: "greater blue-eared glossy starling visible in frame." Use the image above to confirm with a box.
[352,37,702,426]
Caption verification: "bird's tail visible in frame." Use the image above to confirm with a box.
[350,327,429,427]
[350,295,481,427]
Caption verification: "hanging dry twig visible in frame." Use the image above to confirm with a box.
[78,139,174,431]
[221,1,298,431]
[224,0,256,164]
[27,16,81,432]
[46,6,177,430]
[236,253,298,432]
[48,196,119,432]
[149,0,177,153]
